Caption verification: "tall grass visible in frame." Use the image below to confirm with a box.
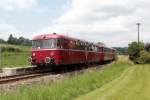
[0,44,31,68]
[0,44,31,52]
[1,52,31,68]
[0,56,132,100]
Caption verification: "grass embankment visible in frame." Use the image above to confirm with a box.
[0,44,31,68]
[76,64,150,100]
[0,56,131,100]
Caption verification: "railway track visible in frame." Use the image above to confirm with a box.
[0,72,52,84]
[0,63,108,85]
[0,67,54,84]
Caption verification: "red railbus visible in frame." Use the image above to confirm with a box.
[28,33,117,67]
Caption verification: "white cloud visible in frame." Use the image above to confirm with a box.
[37,0,150,47]
[0,24,21,40]
[0,0,149,47]
[0,0,38,11]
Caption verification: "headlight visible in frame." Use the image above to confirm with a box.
[45,57,51,63]
[32,53,36,56]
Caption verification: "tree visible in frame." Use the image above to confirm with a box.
[0,38,6,43]
[7,34,31,46]
[145,43,150,52]
[113,47,128,55]
[7,34,14,44]
[128,41,144,63]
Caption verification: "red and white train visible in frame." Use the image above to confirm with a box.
[28,33,117,67]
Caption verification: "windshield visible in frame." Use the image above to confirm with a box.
[32,39,57,49]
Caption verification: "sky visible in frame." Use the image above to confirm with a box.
[0,0,149,47]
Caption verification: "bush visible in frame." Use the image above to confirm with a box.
[139,51,150,63]
[128,42,144,63]
[0,46,21,52]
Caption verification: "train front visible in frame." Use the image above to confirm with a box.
[28,34,61,67]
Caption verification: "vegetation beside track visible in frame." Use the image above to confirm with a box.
[0,56,132,100]
[0,44,31,68]
[76,64,150,100]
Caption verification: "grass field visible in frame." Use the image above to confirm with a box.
[0,44,31,68]
[76,64,150,100]
[0,56,131,100]
[1,52,31,68]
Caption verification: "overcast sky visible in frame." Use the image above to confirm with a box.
[0,0,149,47]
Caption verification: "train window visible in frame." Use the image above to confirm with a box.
[32,39,57,49]
[69,40,73,49]
[58,39,69,49]
[63,39,68,49]
[95,46,98,52]
[98,47,103,52]
[44,39,57,49]
[87,43,90,51]
[57,39,64,49]
[104,47,112,52]
[80,42,84,50]
[32,41,42,49]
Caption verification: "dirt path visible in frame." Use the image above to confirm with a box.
[76,64,150,100]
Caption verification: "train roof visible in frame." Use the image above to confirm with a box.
[32,33,106,47]
[33,33,91,43]
[32,33,66,40]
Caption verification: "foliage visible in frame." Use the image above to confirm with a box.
[0,56,130,100]
[139,51,150,63]
[0,38,6,43]
[145,42,150,52]
[0,44,31,68]
[128,41,144,63]
[7,34,31,46]
[0,45,21,52]
[0,44,31,52]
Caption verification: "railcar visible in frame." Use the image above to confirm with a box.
[28,33,117,67]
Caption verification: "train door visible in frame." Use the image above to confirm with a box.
[101,47,104,62]
[84,42,89,64]
[58,39,69,65]
[85,46,88,64]
[64,39,69,64]
[68,39,75,64]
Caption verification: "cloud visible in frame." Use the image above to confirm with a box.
[0,0,38,11]
[0,0,150,47]
[37,0,150,47]
[0,24,21,40]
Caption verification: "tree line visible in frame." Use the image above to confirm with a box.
[0,34,31,46]
[113,47,128,55]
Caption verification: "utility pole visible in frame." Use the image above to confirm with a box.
[136,23,141,45]
[136,22,141,57]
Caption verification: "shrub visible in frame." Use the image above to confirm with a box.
[0,46,21,52]
[128,42,144,63]
[139,51,150,63]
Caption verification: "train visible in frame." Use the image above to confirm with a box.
[28,33,117,67]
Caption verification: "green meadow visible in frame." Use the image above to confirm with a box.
[0,44,31,68]
[0,56,132,100]
[0,46,149,100]
[76,64,150,100]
